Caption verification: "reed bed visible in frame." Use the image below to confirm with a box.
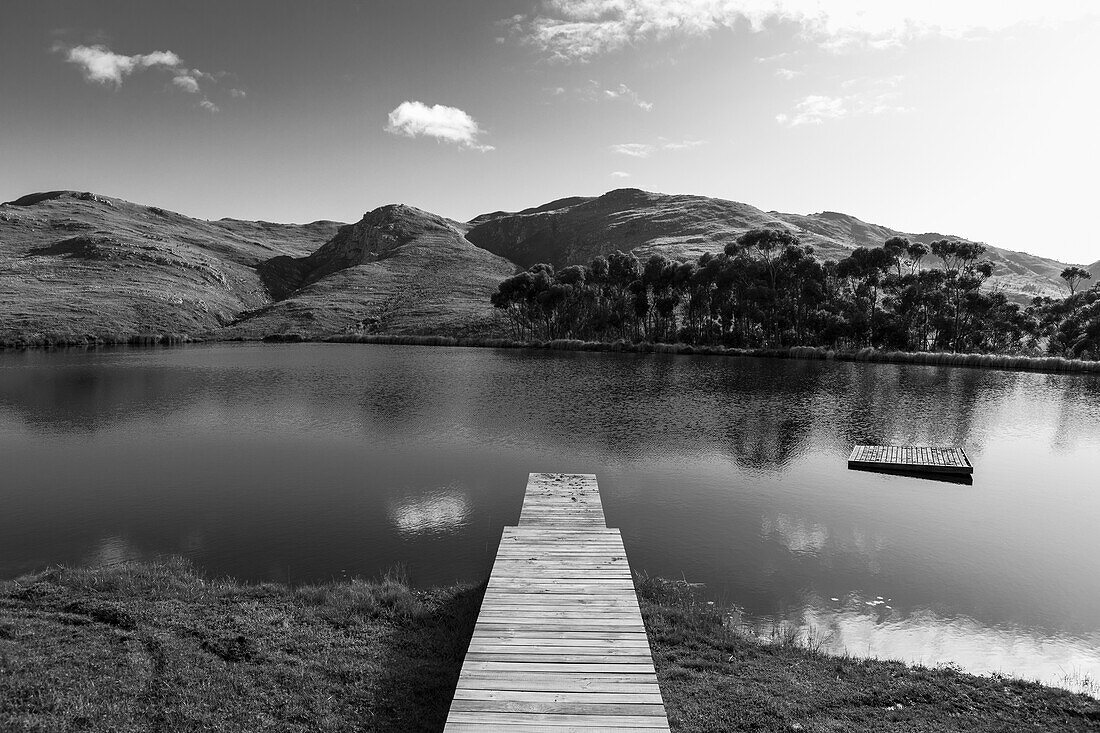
[326,334,1100,375]
[5,329,1097,374]
[0,332,198,349]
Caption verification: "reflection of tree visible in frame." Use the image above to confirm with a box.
[835,362,1003,452]
[1046,373,1100,454]
[3,344,1095,475]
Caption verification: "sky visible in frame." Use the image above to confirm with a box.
[1,0,1098,264]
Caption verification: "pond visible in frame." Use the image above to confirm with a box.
[1,343,1098,692]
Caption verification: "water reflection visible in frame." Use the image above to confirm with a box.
[387,489,472,538]
[786,599,1100,695]
[1,344,1099,693]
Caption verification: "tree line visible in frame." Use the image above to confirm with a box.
[490,229,1098,359]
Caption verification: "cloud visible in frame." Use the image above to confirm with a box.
[777,78,909,126]
[776,95,848,126]
[229,88,247,98]
[58,43,237,111]
[62,44,180,86]
[610,143,655,158]
[660,138,706,150]
[600,82,653,110]
[508,0,1098,60]
[611,139,706,156]
[550,81,653,110]
[172,74,200,93]
[610,170,632,178]
[775,67,803,80]
[385,101,494,151]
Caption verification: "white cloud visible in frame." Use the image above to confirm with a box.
[552,81,653,110]
[777,78,909,126]
[62,44,180,86]
[611,139,706,156]
[610,143,655,157]
[776,95,847,126]
[172,74,200,93]
[58,43,239,111]
[385,101,494,151]
[775,67,803,80]
[229,88,247,98]
[610,170,632,178]
[600,82,653,110]
[660,138,706,150]
[509,0,1098,60]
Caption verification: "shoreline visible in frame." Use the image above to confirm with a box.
[2,560,1097,732]
[4,330,1100,376]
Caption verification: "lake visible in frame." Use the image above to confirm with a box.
[1,343,1098,693]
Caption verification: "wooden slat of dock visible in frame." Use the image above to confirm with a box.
[848,444,973,475]
[444,473,671,732]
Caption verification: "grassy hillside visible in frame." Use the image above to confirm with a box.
[0,191,338,346]
[220,204,515,339]
[466,188,1083,304]
[0,193,515,345]
[1,188,1091,345]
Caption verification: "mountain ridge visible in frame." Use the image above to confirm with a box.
[465,188,1083,303]
[1,188,1093,344]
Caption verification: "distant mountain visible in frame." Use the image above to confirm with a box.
[467,188,1083,304]
[1089,260,1100,281]
[1,187,1093,345]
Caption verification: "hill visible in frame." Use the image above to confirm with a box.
[0,192,516,345]
[1,187,1093,345]
[219,204,515,339]
[466,189,1082,304]
[0,191,339,345]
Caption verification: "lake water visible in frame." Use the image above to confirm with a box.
[2,343,1099,693]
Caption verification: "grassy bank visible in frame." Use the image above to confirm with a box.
[2,561,1098,732]
[0,332,200,349]
[3,330,1099,376]
[0,559,483,733]
[637,577,1100,732]
[326,333,1100,375]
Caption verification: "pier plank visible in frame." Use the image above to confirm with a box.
[444,473,670,732]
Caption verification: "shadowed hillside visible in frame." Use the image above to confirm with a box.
[466,189,1084,304]
[220,204,515,338]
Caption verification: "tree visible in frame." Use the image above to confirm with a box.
[1060,266,1092,297]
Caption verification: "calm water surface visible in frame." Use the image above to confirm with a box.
[2,343,1099,692]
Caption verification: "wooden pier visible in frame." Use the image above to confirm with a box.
[444,473,671,731]
[848,444,973,475]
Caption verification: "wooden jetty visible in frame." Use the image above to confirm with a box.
[444,473,671,731]
[848,444,973,475]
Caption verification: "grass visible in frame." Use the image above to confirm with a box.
[321,335,1100,375]
[2,561,1098,731]
[0,558,484,733]
[636,576,1100,732]
[5,329,1099,376]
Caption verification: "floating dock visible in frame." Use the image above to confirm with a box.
[444,473,671,731]
[848,444,973,475]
